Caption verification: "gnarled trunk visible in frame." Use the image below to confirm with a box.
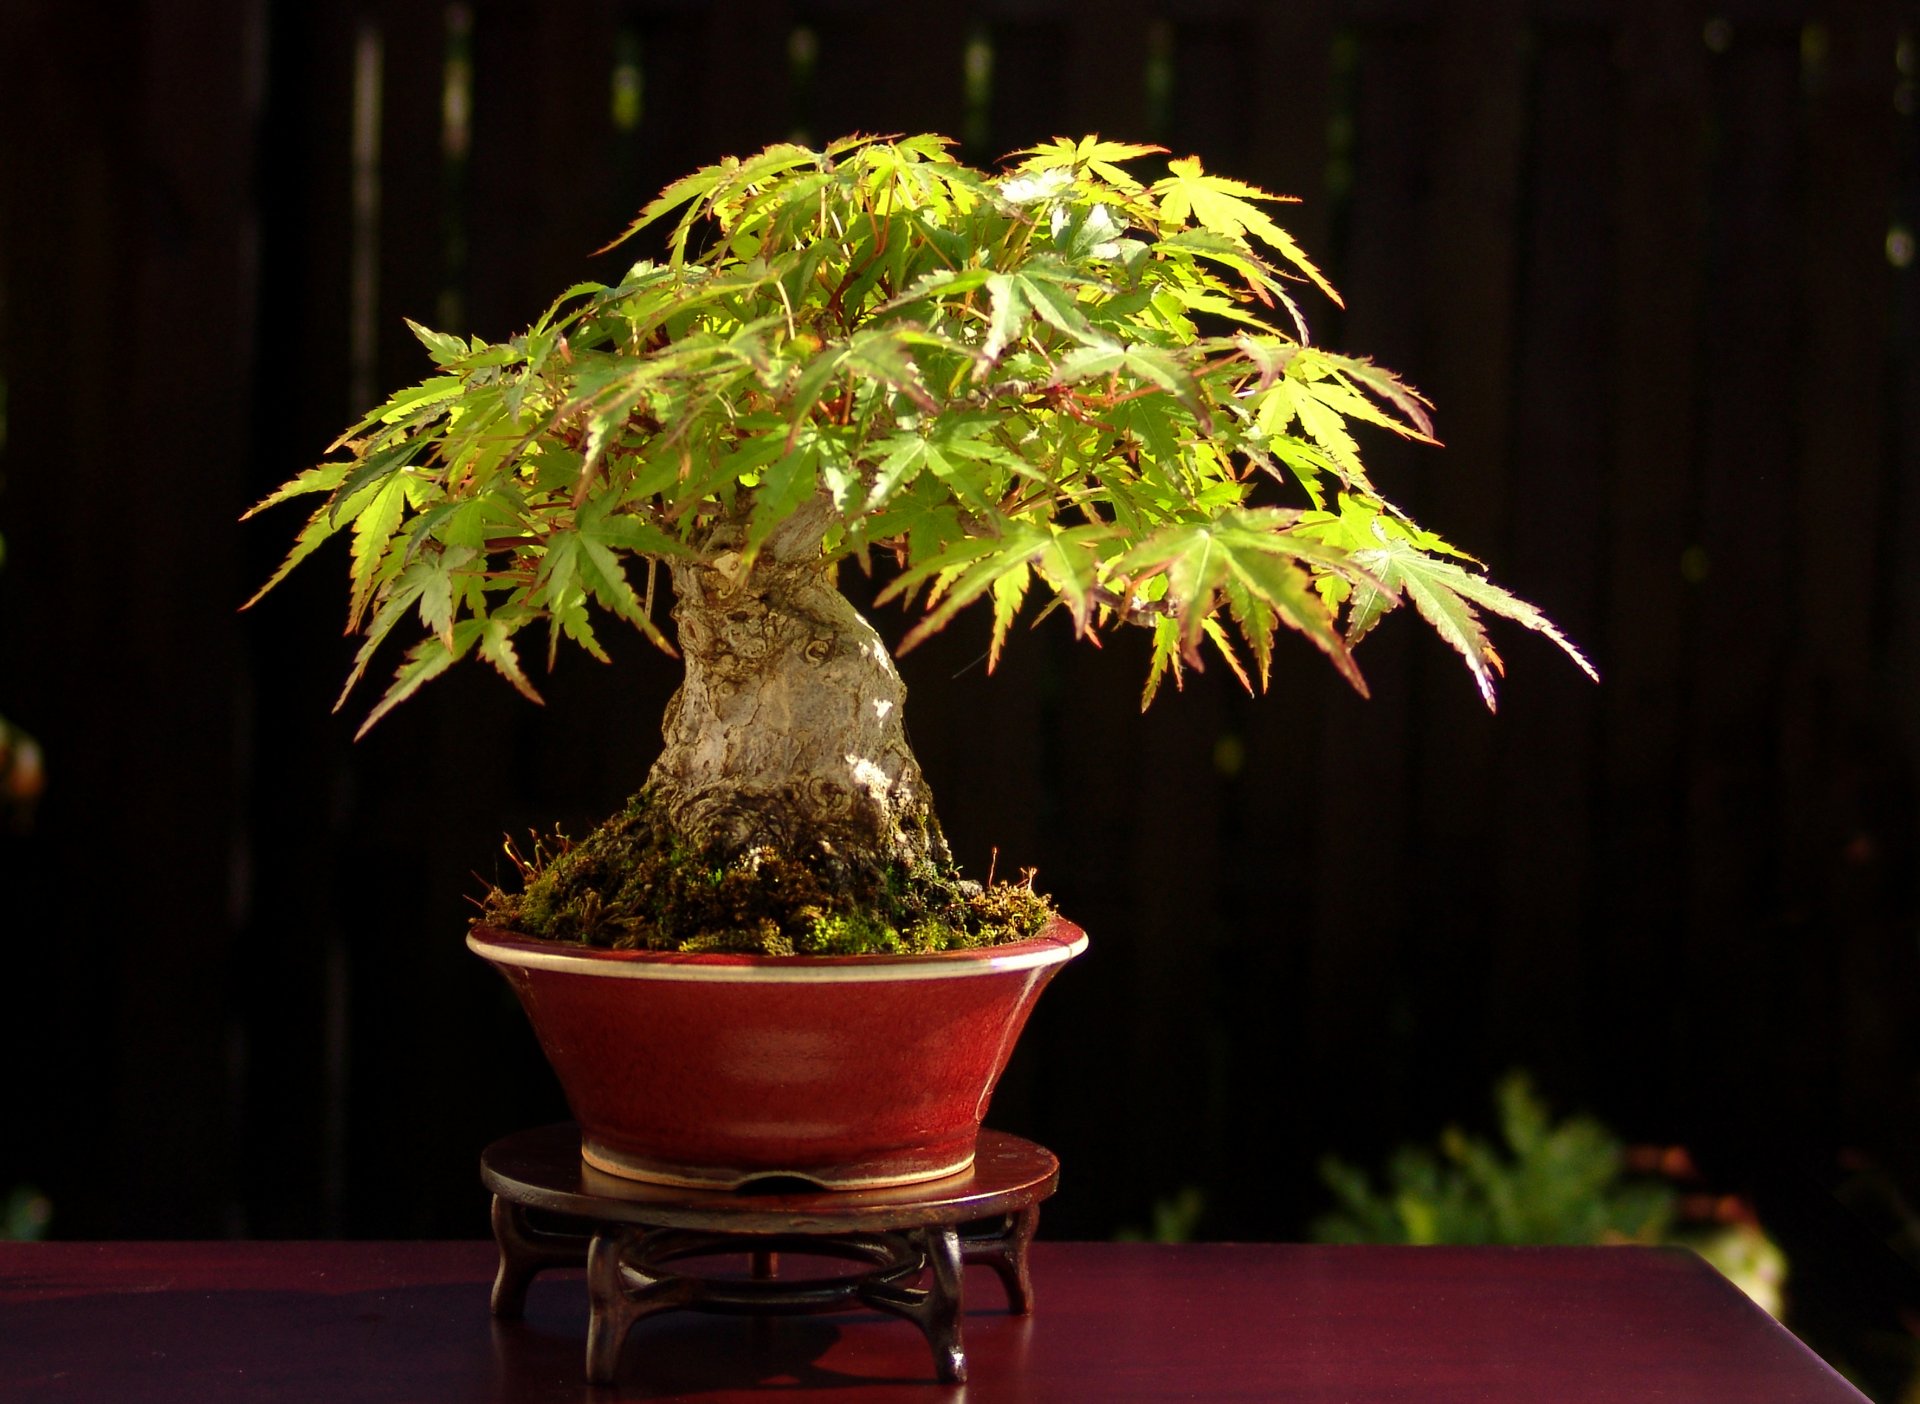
[646,514,948,875]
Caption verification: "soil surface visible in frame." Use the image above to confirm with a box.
[476,790,1054,955]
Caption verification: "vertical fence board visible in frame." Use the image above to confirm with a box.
[0,0,258,1234]
[804,1,972,140]
[1065,0,1154,141]
[1685,15,1805,1146]
[1800,2,1920,1184]
[985,8,1075,152]
[1483,14,1614,1095]
[1164,7,1262,172]
[1881,0,1920,1201]
[236,0,367,1237]
[1407,0,1535,1112]
[1789,2,1911,1155]
[1595,6,1713,1138]
[697,1,796,154]
[0,0,149,1234]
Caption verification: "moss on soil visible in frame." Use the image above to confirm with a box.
[476,791,1055,955]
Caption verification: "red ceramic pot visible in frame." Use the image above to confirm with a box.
[469,919,1086,1190]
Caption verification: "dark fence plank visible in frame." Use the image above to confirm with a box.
[0,0,257,1234]
[1791,1,1918,1179]
[1482,12,1614,1097]
[1593,6,1714,1140]
[1684,13,1805,1146]
[1407,0,1537,1116]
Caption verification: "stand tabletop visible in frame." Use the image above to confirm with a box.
[482,1122,1058,1233]
[1,1239,1866,1402]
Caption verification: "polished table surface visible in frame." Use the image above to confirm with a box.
[1,1239,1865,1402]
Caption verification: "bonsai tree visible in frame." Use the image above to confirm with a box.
[247,134,1591,953]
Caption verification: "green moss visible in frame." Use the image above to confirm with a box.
[477,790,1055,955]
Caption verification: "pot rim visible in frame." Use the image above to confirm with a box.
[467,916,1087,983]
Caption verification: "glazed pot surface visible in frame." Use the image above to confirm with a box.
[470,920,1085,1189]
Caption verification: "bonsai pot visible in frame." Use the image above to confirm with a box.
[469,918,1086,1190]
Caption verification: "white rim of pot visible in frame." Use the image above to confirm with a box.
[468,922,1087,983]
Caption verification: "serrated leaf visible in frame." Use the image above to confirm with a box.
[597,160,732,258]
[1141,613,1184,709]
[1320,352,1437,441]
[1012,264,1108,346]
[577,500,693,559]
[1012,137,1166,192]
[866,435,930,510]
[377,376,463,424]
[1221,539,1365,695]
[988,563,1030,670]
[1115,514,1366,692]
[1152,156,1340,306]
[1036,527,1105,634]
[877,265,996,313]
[1290,383,1366,484]
[419,558,456,646]
[354,621,483,738]
[240,462,349,521]
[576,534,673,653]
[405,319,470,367]
[1305,374,1436,445]
[346,476,409,632]
[880,519,1047,647]
[479,615,543,704]
[1054,341,1204,421]
[1349,540,1594,709]
[334,547,464,705]
[981,273,1030,367]
[1200,615,1252,692]
[553,588,609,666]
[843,327,937,412]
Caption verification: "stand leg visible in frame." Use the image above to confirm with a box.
[490,1196,590,1319]
[583,1227,704,1385]
[863,1224,968,1384]
[925,1224,967,1383]
[962,1204,1040,1313]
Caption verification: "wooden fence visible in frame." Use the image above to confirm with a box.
[1,0,1915,1270]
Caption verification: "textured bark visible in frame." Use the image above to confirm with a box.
[646,508,948,872]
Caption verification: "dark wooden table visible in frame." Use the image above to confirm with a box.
[0,1240,1865,1402]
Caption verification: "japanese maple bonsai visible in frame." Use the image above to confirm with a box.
[248,135,1590,1186]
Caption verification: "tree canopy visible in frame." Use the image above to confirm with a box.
[246,133,1592,734]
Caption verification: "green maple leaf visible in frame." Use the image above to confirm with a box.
[1348,537,1598,710]
[1153,156,1341,306]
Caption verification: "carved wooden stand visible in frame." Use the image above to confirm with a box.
[481,1124,1058,1386]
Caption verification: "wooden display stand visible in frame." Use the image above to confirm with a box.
[481,1124,1059,1385]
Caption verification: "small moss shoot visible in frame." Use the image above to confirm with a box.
[476,791,1055,955]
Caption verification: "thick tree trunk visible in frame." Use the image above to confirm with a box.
[646,512,948,874]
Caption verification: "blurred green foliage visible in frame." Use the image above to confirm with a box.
[2,1186,51,1242]
[1310,1072,1788,1318]
[1312,1072,1675,1247]
[1116,1184,1207,1244]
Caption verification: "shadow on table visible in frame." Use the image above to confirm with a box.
[7,1271,1009,1402]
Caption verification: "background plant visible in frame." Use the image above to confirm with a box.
[1312,1072,1787,1317]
